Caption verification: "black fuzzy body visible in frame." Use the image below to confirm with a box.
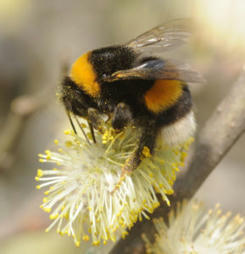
[63,46,192,125]
[62,45,192,170]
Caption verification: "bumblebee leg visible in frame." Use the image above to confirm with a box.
[73,115,91,144]
[123,124,157,173]
[66,110,77,135]
[87,108,103,143]
[87,108,103,130]
[111,102,132,130]
[112,124,158,193]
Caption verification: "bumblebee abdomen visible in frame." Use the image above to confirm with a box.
[156,84,192,126]
[160,110,196,146]
[144,80,183,113]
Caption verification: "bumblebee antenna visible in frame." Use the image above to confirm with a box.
[73,115,91,144]
[88,121,96,143]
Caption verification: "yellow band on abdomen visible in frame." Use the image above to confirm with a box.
[144,80,182,113]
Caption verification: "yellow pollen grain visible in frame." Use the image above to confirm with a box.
[142,146,151,158]
[54,139,59,144]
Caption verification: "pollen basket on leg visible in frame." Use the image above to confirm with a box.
[70,52,100,97]
[144,80,182,113]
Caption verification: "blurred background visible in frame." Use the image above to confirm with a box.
[0,0,244,253]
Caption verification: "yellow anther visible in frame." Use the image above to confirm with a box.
[54,139,59,144]
[166,189,174,195]
[65,141,73,147]
[63,213,69,219]
[43,197,48,203]
[37,169,44,177]
[64,129,71,135]
[36,185,41,189]
[43,207,51,213]
[50,213,59,220]
[82,235,90,241]
[75,240,80,247]
[92,241,100,246]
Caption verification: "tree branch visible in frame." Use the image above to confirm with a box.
[0,62,68,172]
[110,66,245,254]
[0,94,49,172]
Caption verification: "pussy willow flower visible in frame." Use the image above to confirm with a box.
[36,120,192,247]
[143,200,245,254]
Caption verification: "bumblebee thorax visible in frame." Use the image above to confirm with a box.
[69,46,136,98]
[89,46,136,78]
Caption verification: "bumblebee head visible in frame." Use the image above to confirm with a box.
[69,46,136,97]
[61,77,97,117]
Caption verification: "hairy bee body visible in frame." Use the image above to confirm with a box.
[62,19,200,173]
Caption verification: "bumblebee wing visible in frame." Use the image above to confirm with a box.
[104,59,204,84]
[126,19,191,52]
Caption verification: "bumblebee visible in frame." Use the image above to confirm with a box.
[62,19,201,175]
